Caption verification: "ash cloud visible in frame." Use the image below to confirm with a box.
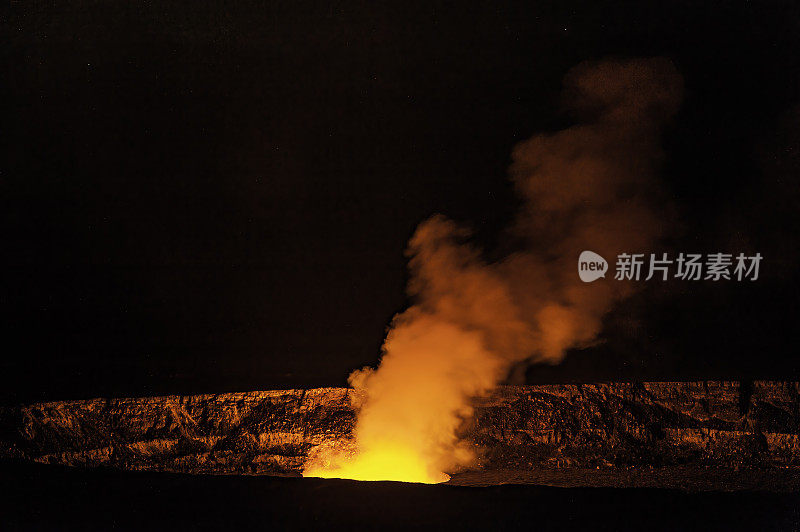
[304,57,684,482]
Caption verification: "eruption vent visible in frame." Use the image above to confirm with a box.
[303,57,683,483]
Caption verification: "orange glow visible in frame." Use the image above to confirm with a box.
[302,58,682,485]
[303,442,449,484]
[302,316,501,484]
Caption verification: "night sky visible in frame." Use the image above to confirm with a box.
[3,1,799,402]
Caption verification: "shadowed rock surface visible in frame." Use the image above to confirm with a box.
[1,382,798,480]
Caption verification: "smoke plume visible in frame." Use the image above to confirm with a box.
[303,57,683,483]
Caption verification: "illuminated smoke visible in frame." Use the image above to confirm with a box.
[303,57,683,483]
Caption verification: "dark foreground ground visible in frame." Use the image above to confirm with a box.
[447,467,800,492]
[2,462,798,531]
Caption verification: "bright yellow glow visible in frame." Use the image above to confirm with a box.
[301,317,499,485]
[303,443,449,484]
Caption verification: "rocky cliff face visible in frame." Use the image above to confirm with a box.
[1,382,798,475]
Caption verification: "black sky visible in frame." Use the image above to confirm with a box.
[2,0,799,402]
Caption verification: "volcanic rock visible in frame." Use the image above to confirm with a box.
[1,382,798,476]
